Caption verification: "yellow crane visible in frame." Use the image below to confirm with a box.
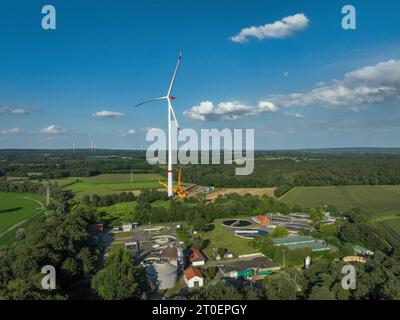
[159,168,187,199]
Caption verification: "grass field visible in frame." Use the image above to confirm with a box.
[63,173,163,199]
[202,222,257,258]
[377,218,400,246]
[281,185,400,216]
[0,192,45,239]
[79,173,162,183]
[98,200,170,226]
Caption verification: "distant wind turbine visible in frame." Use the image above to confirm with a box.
[135,50,182,197]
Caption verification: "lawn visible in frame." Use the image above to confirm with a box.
[0,192,45,235]
[280,185,400,216]
[202,222,257,258]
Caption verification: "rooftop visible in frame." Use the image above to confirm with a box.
[187,248,205,262]
[160,246,178,260]
[184,267,203,280]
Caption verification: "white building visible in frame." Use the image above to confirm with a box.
[184,267,204,288]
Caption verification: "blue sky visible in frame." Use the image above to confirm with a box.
[1,0,400,149]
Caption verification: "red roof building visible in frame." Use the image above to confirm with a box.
[187,248,206,266]
[184,267,203,280]
[255,215,271,226]
[183,267,204,288]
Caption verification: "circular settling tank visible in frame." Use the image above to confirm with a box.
[222,219,252,228]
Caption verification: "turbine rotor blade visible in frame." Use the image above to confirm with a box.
[170,104,181,131]
[167,50,182,96]
[168,98,181,131]
[135,96,167,107]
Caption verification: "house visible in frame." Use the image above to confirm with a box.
[184,267,204,288]
[187,248,206,266]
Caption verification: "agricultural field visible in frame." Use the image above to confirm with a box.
[377,218,400,246]
[280,185,400,216]
[63,173,163,199]
[0,192,45,243]
[78,173,162,183]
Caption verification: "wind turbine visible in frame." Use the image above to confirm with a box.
[135,50,182,197]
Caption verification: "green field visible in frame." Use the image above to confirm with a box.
[281,185,400,216]
[79,173,162,183]
[202,222,257,258]
[0,192,45,237]
[63,173,163,199]
[377,218,400,246]
[98,200,170,226]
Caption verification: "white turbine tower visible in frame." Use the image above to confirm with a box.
[135,50,182,197]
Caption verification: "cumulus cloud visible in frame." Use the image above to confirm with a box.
[1,127,25,134]
[271,60,400,111]
[40,125,65,135]
[283,111,304,119]
[92,110,124,118]
[183,100,278,121]
[231,13,309,43]
[121,128,136,136]
[0,106,33,115]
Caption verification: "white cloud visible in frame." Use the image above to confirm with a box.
[121,128,136,136]
[0,107,33,115]
[142,127,160,133]
[40,125,65,135]
[92,110,124,118]
[183,100,278,121]
[271,60,400,111]
[1,127,25,134]
[283,111,304,119]
[231,13,309,43]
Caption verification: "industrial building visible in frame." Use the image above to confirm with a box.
[219,255,280,280]
[145,259,178,290]
[272,235,330,252]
